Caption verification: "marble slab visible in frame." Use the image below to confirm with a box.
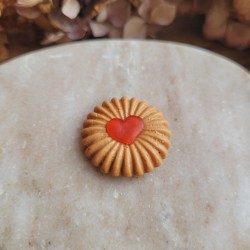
[0,40,249,250]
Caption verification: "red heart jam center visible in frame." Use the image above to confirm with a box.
[106,116,144,145]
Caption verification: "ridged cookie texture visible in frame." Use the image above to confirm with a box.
[81,97,171,177]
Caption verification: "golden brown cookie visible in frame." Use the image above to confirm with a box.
[81,97,171,177]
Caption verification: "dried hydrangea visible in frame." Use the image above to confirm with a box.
[90,0,176,38]
[202,0,250,49]
[0,0,250,62]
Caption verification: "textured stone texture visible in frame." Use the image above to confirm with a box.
[0,41,249,250]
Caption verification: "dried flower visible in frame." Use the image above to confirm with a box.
[15,0,45,8]
[0,0,250,63]
[233,0,250,23]
[15,6,41,19]
[61,0,81,19]
[90,0,176,39]
[49,9,88,40]
[40,30,65,45]
[203,0,250,49]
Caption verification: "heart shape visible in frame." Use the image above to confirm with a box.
[106,116,144,145]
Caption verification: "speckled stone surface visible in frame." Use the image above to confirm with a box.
[0,40,249,250]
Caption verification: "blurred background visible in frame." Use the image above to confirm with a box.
[0,0,249,70]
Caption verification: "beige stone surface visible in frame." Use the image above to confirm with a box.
[0,40,249,249]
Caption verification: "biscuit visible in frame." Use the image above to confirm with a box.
[81,97,171,177]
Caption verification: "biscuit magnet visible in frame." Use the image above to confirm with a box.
[81,97,171,177]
